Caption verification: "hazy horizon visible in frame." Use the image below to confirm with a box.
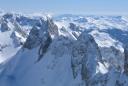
[0,0,128,15]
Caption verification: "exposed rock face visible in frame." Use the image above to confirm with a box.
[71,32,102,85]
[23,25,42,49]
[23,18,59,61]
[1,13,128,86]
[47,18,59,38]
[38,34,52,62]
[51,35,73,57]
[69,23,81,31]
[10,32,23,47]
[100,46,124,72]
[23,18,58,49]
[3,13,13,18]
[124,45,128,75]
[13,21,28,38]
[69,23,77,31]
[0,19,10,32]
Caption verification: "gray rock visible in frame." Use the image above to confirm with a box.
[23,18,58,49]
[71,31,102,85]
[124,45,128,75]
[23,18,59,62]
[0,20,10,32]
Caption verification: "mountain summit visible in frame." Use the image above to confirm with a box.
[0,13,128,86]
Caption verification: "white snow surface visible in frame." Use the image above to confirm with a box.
[0,13,128,86]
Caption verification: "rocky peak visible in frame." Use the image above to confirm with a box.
[47,18,59,38]
[0,18,10,32]
[23,18,58,49]
[71,31,102,85]
[69,23,81,31]
[23,17,59,62]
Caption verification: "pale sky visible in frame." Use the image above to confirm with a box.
[0,0,128,15]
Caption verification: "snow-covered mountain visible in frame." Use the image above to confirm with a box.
[0,12,128,86]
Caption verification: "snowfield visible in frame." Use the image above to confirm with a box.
[0,12,128,86]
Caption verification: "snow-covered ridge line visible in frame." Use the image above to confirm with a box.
[0,12,53,64]
[0,11,53,20]
[0,13,128,86]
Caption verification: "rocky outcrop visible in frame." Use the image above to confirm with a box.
[69,23,81,31]
[23,25,42,49]
[23,18,59,61]
[13,21,28,38]
[47,18,59,38]
[37,34,52,62]
[0,18,10,32]
[124,45,128,75]
[10,32,23,47]
[100,46,124,72]
[71,31,102,85]
[23,18,58,49]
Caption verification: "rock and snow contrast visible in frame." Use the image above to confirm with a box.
[0,12,128,86]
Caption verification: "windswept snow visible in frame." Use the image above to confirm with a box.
[0,13,128,86]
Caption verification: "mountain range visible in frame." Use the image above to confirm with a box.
[0,12,128,86]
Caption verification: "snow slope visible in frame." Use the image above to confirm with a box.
[0,13,128,86]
